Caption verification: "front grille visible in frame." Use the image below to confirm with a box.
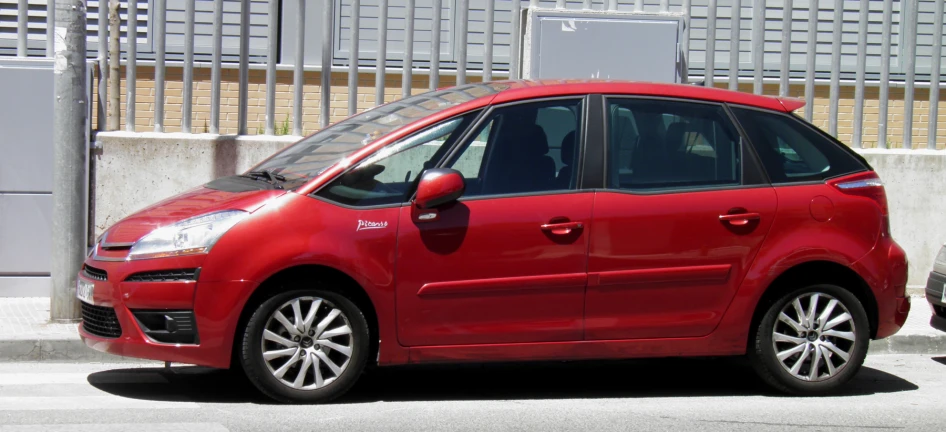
[125,268,200,282]
[80,303,122,338]
[82,265,108,281]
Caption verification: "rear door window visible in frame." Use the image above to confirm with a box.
[730,107,867,183]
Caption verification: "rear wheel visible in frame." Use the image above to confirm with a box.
[748,284,869,395]
[241,289,369,403]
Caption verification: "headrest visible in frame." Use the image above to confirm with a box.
[561,131,576,165]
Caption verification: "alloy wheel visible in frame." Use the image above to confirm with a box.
[771,292,857,382]
[260,296,354,390]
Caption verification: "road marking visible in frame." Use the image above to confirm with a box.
[0,423,228,432]
[0,396,198,411]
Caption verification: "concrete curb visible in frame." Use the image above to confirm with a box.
[2,334,946,363]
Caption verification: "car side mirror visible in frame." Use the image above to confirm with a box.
[414,168,465,211]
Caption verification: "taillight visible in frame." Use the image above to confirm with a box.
[829,171,889,215]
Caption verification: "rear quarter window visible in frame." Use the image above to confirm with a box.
[730,107,867,184]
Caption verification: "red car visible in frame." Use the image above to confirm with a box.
[77,81,910,402]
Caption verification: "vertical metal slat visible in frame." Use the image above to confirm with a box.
[632,0,641,12]
[210,0,223,134]
[583,0,591,10]
[510,0,521,79]
[349,0,361,117]
[321,0,334,129]
[182,0,195,133]
[728,0,742,91]
[45,0,54,57]
[265,0,279,135]
[902,0,918,149]
[402,0,415,97]
[556,0,564,9]
[97,0,107,130]
[751,0,763,95]
[705,0,717,87]
[852,0,868,148]
[659,0,669,13]
[484,0,495,82]
[828,0,842,137]
[126,0,137,132]
[429,0,440,90]
[17,0,27,57]
[928,0,944,150]
[237,0,251,135]
[682,0,691,67]
[778,0,792,97]
[377,0,389,102]
[457,0,469,85]
[293,0,306,135]
[154,0,166,133]
[803,0,817,121]
[877,0,892,149]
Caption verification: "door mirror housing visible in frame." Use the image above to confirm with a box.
[414,169,465,209]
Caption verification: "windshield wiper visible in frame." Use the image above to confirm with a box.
[240,170,287,189]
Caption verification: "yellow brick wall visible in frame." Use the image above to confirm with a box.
[93,66,944,150]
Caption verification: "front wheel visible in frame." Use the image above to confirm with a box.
[240,289,370,403]
[748,284,870,395]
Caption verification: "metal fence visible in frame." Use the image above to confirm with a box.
[4,0,945,149]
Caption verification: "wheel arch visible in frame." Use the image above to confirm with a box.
[749,260,879,344]
[231,264,381,369]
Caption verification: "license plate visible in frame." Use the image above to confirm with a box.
[76,278,95,305]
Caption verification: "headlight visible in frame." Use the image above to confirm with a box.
[128,210,248,260]
[934,244,946,275]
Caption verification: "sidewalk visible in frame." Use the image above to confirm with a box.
[1,296,944,362]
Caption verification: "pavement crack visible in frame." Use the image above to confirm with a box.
[680,417,904,430]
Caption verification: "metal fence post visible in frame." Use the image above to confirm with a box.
[182,0,195,133]
[510,1,521,79]
[210,0,223,134]
[17,0,28,57]
[928,0,944,150]
[828,0,842,137]
[51,0,88,322]
[877,0,892,149]
[126,0,137,132]
[402,0,415,97]
[237,0,251,135]
[751,0,764,95]
[728,0,741,91]
[483,0,495,82]
[705,0,717,87]
[901,0,918,149]
[778,0,792,97]
[349,0,361,117]
[265,0,279,135]
[852,0,868,148]
[682,0,691,64]
[46,0,56,57]
[430,0,441,90]
[154,0,166,132]
[803,0,817,121]
[97,0,107,131]
[377,0,389,102]
[321,0,335,129]
[457,0,468,85]
[294,0,306,135]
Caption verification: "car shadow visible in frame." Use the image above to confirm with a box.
[88,356,918,405]
[932,356,946,366]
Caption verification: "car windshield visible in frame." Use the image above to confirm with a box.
[249,83,507,189]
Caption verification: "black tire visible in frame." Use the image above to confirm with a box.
[748,284,870,395]
[240,288,370,403]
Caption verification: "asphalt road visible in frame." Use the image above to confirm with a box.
[0,354,944,431]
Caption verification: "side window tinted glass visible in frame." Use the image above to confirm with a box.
[607,99,742,191]
[446,99,583,197]
[316,114,475,206]
[731,108,866,183]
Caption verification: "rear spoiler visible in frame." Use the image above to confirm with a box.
[777,97,805,112]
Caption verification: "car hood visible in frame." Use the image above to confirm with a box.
[101,187,286,245]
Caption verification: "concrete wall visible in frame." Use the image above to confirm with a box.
[857,149,946,288]
[92,132,296,236]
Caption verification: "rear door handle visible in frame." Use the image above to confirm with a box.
[540,221,584,235]
[719,213,761,226]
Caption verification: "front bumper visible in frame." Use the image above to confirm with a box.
[925,271,946,332]
[77,256,255,368]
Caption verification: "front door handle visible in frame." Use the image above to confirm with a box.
[719,213,761,226]
[540,221,584,235]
